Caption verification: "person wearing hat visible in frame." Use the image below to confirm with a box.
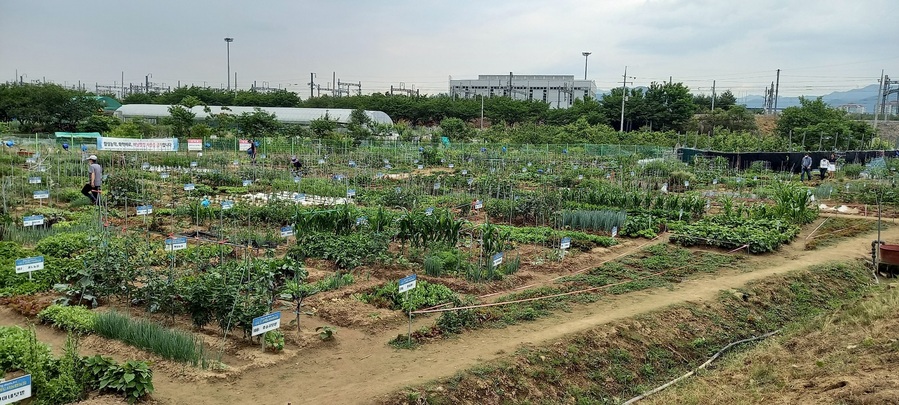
[81,155,103,205]
[290,156,303,177]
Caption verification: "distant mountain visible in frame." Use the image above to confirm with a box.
[597,84,882,113]
[740,84,881,112]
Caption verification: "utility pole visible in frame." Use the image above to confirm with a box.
[508,72,513,98]
[145,73,151,93]
[332,72,336,97]
[619,66,634,133]
[773,69,781,113]
[711,80,716,112]
[309,73,316,98]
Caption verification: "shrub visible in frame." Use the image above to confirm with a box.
[35,232,90,258]
[0,325,52,372]
[38,304,96,334]
[360,280,458,312]
[842,163,864,179]
[85,356,154,403]
[264,330,284,352]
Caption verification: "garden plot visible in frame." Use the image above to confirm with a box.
[3,141,899,403]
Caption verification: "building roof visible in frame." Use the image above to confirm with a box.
[114,105,393,125]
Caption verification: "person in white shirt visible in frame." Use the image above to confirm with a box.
[819,157,829,180]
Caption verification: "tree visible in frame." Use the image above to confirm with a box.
[309,113,338,138]
[346,108,373,141]
[77,114,120,133]
[642,82,696,132]
[776,97,875,151]
[279,267,318,334]
[166,105,196,138]
[235,108,280,137]
[599,87,645,132]
[439,117,473,141]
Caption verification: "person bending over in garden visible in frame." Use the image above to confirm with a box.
[801,153,813,181]
[81,155,102,205]
[248,141,257,165]
[819,156,829,180]
[290,156,303,176]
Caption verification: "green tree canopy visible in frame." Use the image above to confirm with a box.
[776,97,875,151]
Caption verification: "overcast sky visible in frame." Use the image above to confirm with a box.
[1,0,896,99]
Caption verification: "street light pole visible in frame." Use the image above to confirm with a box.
[581,52,591,81]
[224,37,234,90]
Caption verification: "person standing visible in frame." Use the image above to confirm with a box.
[829,153,837,179]
[801,153,813,181]
[819,156,829,180]
[81,155,102,205]
[247,141,257,166]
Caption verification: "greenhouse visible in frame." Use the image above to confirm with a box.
[113,104,393,125]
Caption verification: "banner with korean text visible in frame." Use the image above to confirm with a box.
[97,137,178,152]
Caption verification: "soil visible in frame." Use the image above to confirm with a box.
[55,217,893,405]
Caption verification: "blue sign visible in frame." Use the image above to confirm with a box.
[251,311,281,336]
[28,177,41,184]
[294,193,306,202]
[417,164,423,170]
[612,226,618,238]
[0,374,32,404]
[221,201,234,210]
[33,190,49,199]
[433,182,440,190]
[425,207,434,216]
[356,216,367,226]
[448,163,454,168]
[164,237,187,251]
[242,179,252,187]
[492,252,504,267]
[347,189,356,198]
[467,178,474,185]
[141,162,150,170]
[23,215,44,227]
[348,160,356,167]
[183,183,195,191]
[15,256,44,274]
[461,170,468,175]
[280,226,294,237]
[474,200,483,210]
[398,274,417,293]
[293,176,301,183]
[136,205,152,215]
[560,237,571,250]
[190,161,198,167]
[159,172,170,179]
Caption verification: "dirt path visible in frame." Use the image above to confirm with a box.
[134,223,896,405]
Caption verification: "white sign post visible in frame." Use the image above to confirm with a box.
[136,205,153,216]
[164,237,187,252]
[252,311,281,351]
[492,252,504,267]
[15,256,43,281]
[398,274,418,346]
[560,237,571,250]
[23,215,44,227]
[0,374,31,405]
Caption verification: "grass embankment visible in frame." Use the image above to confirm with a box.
[381,260,872,404]
[805,217,886,250]
[644,280,899,404]
[400,244,740,346]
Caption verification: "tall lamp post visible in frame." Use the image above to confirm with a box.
[581,52,591,80]
[224,37,234,90]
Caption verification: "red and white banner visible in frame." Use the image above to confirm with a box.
[239,139,251,151]
[187,139,203,151]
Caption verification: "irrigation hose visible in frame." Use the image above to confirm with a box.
[621,329,782,405]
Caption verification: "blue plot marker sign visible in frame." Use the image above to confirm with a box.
[0,374,32,405]
[398,274,417,294]
[251,311,281,336]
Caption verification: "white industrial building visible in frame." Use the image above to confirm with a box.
[114,105,393,125]
[449,74,597,109]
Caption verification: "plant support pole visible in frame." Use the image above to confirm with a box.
[407,290,412,346]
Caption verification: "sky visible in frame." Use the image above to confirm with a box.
[1,0,896,100]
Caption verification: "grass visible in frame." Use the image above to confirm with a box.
[384,260,873,404]
[805,217,886,250]
[93,310,208,366]
[643,281,899,404]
